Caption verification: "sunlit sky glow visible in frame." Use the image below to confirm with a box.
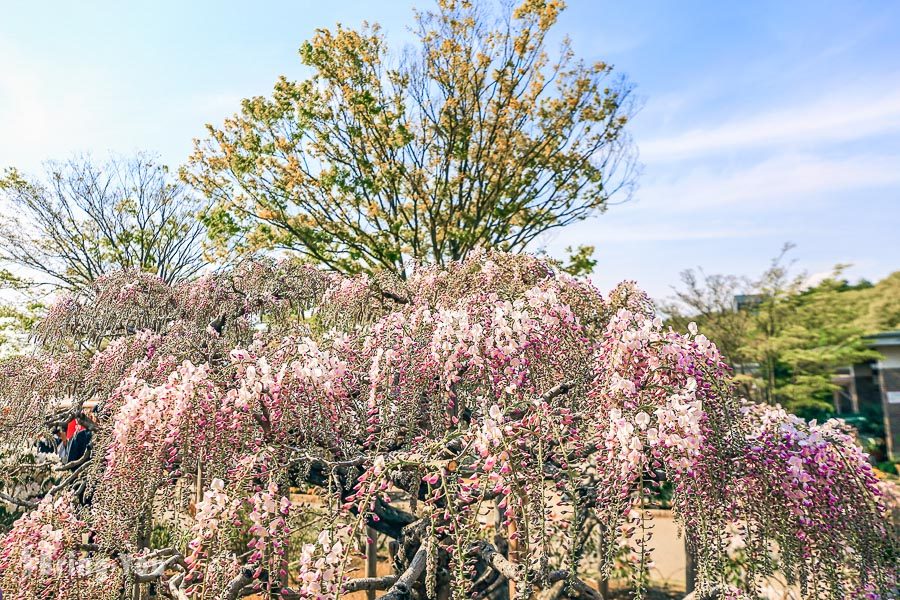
[2,0,898,298]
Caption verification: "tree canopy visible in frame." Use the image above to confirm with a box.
[0,154,207,291]
[851,271,900,334]
[662,247,886,421]
[184,0,636,277]
[0,252,894,600]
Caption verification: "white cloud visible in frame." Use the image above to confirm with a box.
[544,220,781,245]
[640,87,900,161]
[536,147,900,252]
[803,269,840,288]
[636,152,900,213]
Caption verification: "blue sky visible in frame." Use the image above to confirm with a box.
[1,1,898,299]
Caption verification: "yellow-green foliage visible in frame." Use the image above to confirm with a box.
[183,0,636,277]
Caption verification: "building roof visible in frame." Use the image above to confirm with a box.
[865,331,900,347]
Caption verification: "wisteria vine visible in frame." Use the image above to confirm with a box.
[0,252,894,599]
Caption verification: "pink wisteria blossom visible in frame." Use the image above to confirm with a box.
[0,253,894,599]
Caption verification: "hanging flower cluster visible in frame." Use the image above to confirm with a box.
[183,478,242,592]
[293,529,350,598]
[92,362,225,549]
[246,481,293,583]
[716,405,893,598]
[0,438,60,510]
[0,492,122,600]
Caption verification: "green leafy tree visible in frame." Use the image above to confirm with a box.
[748,275,878,416]
[560,244,598,277]
[184,0,637,277]
[853,271,900,333]
[664,246,881,420]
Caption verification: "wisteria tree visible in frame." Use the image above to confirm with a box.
[0,252,894,600]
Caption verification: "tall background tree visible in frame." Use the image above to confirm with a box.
[0,153,208,291]
[662,246,884,421]
[184,0,637,277]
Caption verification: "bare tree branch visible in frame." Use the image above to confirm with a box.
[381,545,429,600]
[0,153,208,291]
